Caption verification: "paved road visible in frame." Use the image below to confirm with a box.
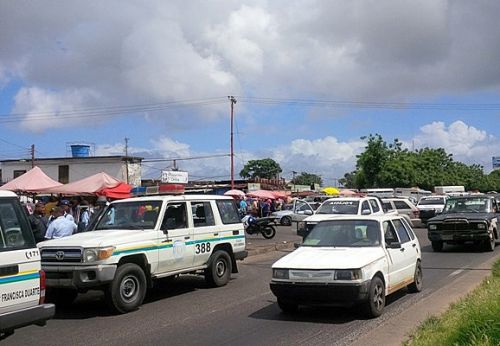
[4,227,499,346]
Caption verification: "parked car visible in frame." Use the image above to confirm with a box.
[297,196,385,238]
[272,199,321,226]
[0,191,54,338]
[38,195,247,313]
[417,195,448,224]
[382,197,422,227]
[270,215,422,318]
[427,195,499,252]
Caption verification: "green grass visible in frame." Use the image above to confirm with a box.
[406,259,500,346]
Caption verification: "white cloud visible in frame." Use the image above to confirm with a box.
[410,120,499,170]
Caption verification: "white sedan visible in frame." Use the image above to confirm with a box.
[270,215,422,318]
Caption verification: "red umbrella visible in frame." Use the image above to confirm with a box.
[224,189,246,198]
[246,189,276,200]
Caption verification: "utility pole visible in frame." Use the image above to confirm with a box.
[124,137,129,184]
[31,144,35,168]
[228,96,237,189]
[292,170,297,192]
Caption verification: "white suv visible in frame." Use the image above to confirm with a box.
[0,191,54,337]
[271,215,422,317]
[382,198,422,227]
[38,195,247,313]
[417,195,448,224]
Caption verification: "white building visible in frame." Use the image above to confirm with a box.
[0,156,143,187]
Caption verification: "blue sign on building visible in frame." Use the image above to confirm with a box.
[493,156,500,169]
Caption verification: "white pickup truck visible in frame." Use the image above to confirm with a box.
[38,195,247,313]
[297,196,386,238]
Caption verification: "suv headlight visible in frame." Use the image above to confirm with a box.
[83,247,115,263]
[477,223,486,230]
[272,268,289,280]
[335,269,361,280]
[429,224,437,230]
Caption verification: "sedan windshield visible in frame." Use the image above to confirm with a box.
[95,201,162,230]
[303,220,381,247]
[316,200,359,214]
[443,198,489,213]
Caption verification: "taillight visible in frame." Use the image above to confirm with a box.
[39,270,46,305]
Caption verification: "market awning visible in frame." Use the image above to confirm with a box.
[0,166,62,193]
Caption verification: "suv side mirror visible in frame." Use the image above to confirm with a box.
[304,210,313,215]
[162,218,176,232]
[361,209,371,215]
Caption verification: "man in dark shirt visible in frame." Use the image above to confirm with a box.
[29,202,48,243]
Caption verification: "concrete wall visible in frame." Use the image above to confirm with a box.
[1,157,142,187]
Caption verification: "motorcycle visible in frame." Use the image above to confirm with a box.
[242,215,277,239]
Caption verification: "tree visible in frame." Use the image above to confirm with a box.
[292,172,323,186]
[239,158,282,179]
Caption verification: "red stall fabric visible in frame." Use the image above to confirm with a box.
[98,182,132,199]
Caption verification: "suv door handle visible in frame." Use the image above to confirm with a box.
[400,248,405,252]
[184,236,190,240]
[213,233,219,236]
[412,243,417,248]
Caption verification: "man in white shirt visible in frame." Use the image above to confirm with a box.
[45,207,77,239]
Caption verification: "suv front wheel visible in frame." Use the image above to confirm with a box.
[106,263,147,314]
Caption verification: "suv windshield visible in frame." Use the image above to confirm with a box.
[316,200,359,214]
[418,197,445,206]
[0,197,35,251]
[303,220,381,247]
[443,197,490,213]
[95,201,162,230]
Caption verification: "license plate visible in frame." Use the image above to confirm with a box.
[441,235,453,240]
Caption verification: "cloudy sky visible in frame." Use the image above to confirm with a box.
[1,0,499,185]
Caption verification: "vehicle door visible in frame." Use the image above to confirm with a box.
[393,200,412,219]
[383,220,407,291]
[0,197,41,315]
[158,201,194,273]
[291,200,314,221]
[190,200,218,267]
[385,219,415,290]
[368,198,383,215]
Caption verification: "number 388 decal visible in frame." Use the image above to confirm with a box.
[195,242,211,254]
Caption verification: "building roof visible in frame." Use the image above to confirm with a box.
[0,155,143,164]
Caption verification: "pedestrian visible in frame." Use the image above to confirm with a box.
[45,207,77,239]
[77,200,91,232]
[262,199,270,217]
[29,202,48,243]
[239,197,248,216]
[59,199,75,223]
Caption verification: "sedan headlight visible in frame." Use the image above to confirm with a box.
[272,268,289,280]
[83,247,115,263]
[335,269,361,280]
[429,224,437,230]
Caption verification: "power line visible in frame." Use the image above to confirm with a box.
[142,153,230,163]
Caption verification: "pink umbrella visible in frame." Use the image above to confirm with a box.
[246,189,276,200]
[224,189,246,198]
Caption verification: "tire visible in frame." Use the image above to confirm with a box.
[365,276,385,318]
[407,261,423,293]
[47,288,78,307]
[261,225,276,239]
[483,231,495,252]
[280,216,292,226]
[277,298,298,314]
[205,250,232,287]
[105,263,147,314]
[431,241,443,252]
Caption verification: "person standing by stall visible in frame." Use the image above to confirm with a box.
[29,202,48,243]
[45,207,77,239]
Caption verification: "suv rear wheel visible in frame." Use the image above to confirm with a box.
[205,250,232,287]
[106,263,147,314]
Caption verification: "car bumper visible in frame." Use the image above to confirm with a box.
[42,264,117,289]
[428,231,490,242]
[270,280,371,306]
[0,303,55,333]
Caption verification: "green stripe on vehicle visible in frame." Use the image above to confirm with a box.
[0,273,39,285]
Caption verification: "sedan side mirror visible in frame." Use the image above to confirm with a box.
[386,242,402,249]
[304,210,313,215]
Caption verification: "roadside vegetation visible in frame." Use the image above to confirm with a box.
[406,259,500,346]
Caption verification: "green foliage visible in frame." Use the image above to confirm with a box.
[348,134,500,192]
[239,158,282,179]
[406,260,500,346]
[292,172,323,186]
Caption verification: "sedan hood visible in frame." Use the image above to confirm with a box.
[272,246,386,270]
[38,229,155,248]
